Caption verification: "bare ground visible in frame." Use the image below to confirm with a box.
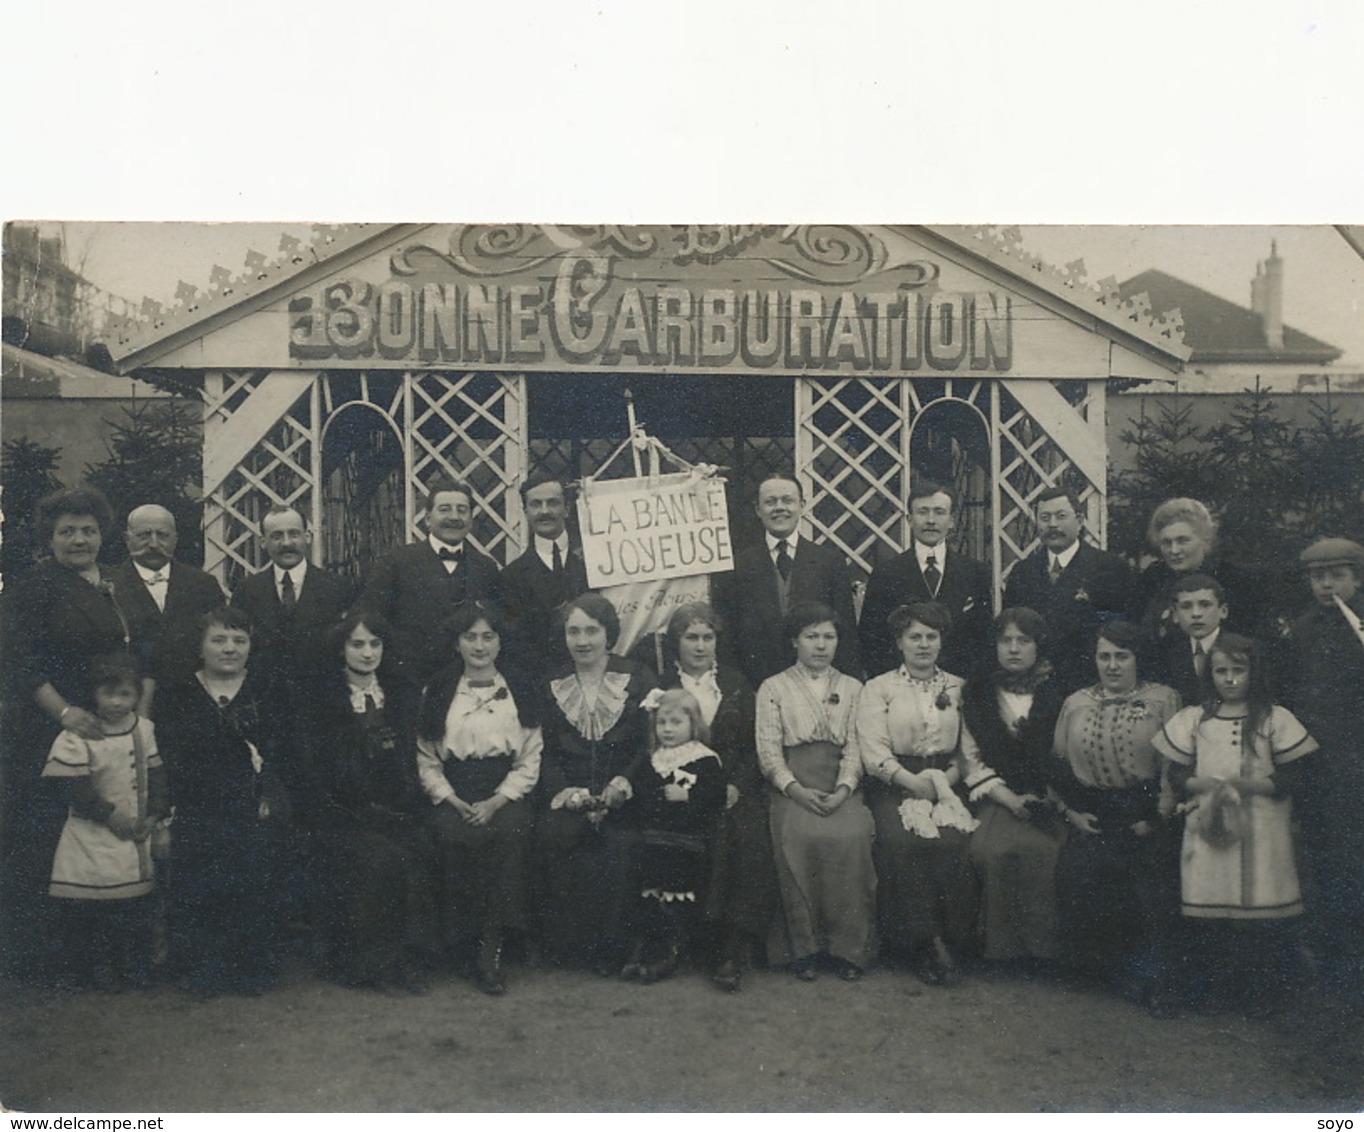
[3,956,1362,1113]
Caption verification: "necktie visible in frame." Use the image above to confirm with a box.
[1193,639,1206,679]
[280,571,297,612]
[145,570,168,611]
[438,545,462,563]
[775,539,793,581]
[923,553,941,596]
[551,541,563,575]
[1048,556,1063,585]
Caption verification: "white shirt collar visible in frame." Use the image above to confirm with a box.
[1193,627,1220,655]
[273,561,307,591]
[534,532,570,570]
[914,539,947,572]
[766,531,797,556]
[133,560,171,584]
[1050,541,1080,571]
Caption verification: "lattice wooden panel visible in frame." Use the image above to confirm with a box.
[407,372,527,563]
[202,370,318,590]
[797,376,995,580]
[993,378,1107,583]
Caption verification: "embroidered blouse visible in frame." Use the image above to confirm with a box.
[857,666,977,785]
[1053,681,1181,790]
[416,673,542,803]
[755,664,863,794]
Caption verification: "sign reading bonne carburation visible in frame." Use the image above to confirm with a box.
[578,471,733,589]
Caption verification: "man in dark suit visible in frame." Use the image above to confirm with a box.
[230,505,354,694]
[859,480,993,680]
[500,474,590,680]
[109,503,225,708]
[359,476,502,685]
[1001,485,1134,696]
[1152,573,1227,706]
[712,474,861,689]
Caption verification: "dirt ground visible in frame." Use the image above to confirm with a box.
[3,954,1362,1113]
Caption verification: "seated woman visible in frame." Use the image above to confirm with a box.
[1052,619,1181,1003]
[960,607,1066,964]
[757,600,874,982]
[156,607,291,997]
[302,608,431,994]
[536,593,656,975]
[656,602,776,992]
[857,601,978,986]
[416,600,542,995]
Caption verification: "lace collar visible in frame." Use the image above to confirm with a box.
[551,668,632,740]
[651,738,719,779]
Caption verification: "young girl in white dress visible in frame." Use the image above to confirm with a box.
[1152,631,1317,1015]
[42,655,168,989]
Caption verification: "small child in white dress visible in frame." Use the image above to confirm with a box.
[42,655,168,989]
[1152,632,1316,1016]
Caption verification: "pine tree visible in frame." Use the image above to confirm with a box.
[1291,386,1364,544]
[1,436,65,580]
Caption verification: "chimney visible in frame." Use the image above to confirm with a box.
[1251,240,1285,350]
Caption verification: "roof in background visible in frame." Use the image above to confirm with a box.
[1118,269,1341,364]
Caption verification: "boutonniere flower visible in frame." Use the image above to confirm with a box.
[641,688,665,712]
[1127,699,1150,722]
[491,686,509,701]
[827,692,841,706]
[1073,587,1090,604]
[934,689,952,710]
[962,597,976,613]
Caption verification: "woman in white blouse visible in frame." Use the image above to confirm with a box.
[857,601,979,986]
[756,600,874,982]
[416,600,543,995]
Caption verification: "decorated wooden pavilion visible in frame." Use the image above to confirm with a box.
[103,224,1189,599]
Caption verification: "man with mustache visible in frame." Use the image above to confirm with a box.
[1002,485,1133,696]
[359,477,502,684]
[858,480,993,681]
[108,503,225,710]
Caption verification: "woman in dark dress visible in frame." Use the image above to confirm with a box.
[416,600,541,995]
[960,607,1067,963]
[656,601,777,992]
[302,608,432,993]
[1,487,135,983]
[1051,620,1181,1005]
[1129,497,1263,641]
[536,593,656,975]
[156,607,291,996]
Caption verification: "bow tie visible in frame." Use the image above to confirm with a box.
[144,570,168,585]
[437,545,463,562]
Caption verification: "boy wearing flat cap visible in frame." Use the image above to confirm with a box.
[1281,537,1364,986]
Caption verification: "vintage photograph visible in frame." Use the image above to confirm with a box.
[3,0,1363,1117]
[2,220,1362,1113]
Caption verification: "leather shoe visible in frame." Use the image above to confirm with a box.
[791,955,818,981]
[711,960,743,992]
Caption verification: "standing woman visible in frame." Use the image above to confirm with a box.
[857,601,978,985]
[302,608,432,994]
[657,602,777,992]
[960,607,1067,963]
[1051,620,1181,1001]
[156,607,292,996]
[1130,498,1262,640]
[1,487,134,982]
[536,593,656,975]
[417,601,542,995]
[757,600,874,982]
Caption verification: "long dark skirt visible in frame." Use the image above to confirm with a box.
[169,817,283,993]
[431,798,532,950]
[969,800,1066,960]
[314,809,436,984]
[706,791,780,942]
[867,783,975,952]
[768,791,876,967]
[535,808,639,968]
